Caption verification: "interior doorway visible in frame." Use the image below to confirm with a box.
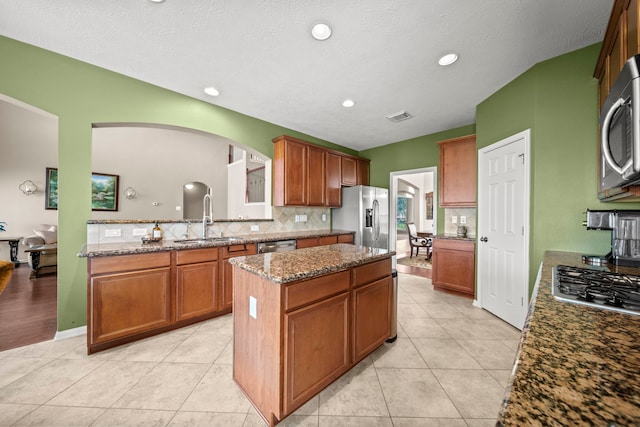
[390,167,437,278]
[0,94,59,350]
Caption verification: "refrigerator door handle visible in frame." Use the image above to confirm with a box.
[372,199,380,241]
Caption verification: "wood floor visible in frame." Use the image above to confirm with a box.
[0,263,57,351]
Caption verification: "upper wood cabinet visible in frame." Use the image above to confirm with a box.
[437,134,476,207]
[273,135,370,207]
[595,0,640,201]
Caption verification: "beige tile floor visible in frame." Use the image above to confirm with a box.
[0,273,521,427]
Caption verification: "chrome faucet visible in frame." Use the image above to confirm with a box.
[202,191,213,239]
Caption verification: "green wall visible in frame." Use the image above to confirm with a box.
[360,124,476,233]
[477,43,640,288]
[0,35,357,331]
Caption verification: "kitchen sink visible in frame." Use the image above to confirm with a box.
[174,237,241,244]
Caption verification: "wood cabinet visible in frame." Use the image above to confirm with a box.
[273,135,370,207]
[437,135,476,207]
[221,243,257,311]
[88,252,172,352]
[296,233,352,249]
[326,152,342,207]
[595,0,640,201]
[233,257,392,426]
[175,248,219,322]
[432,239,475,296]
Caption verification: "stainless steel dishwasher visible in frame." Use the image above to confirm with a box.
[257,239,297,253]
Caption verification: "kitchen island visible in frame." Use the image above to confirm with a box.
[229,243,395,426]
[498,251,640,425]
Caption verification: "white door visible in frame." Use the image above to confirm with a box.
[477,130,530,330]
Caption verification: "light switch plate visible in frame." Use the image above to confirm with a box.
[460,216,466,224]
[104,228,121,237]
[251,225,259,231]
[451,216,458,224]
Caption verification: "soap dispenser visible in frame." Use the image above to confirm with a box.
[152,222,162,239]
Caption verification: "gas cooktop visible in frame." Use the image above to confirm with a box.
[552,265,640,316]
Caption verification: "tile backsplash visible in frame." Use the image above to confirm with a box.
[87,206,331,244]
[443,208,476,237]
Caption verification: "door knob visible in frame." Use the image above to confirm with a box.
[480,237,488,242]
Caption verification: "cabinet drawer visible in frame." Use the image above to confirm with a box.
[432,239,475,252]
[353,258,392,288]
[296,237,318,249]
[284,270,350,311]
[222,243,257,259]
[175,248,219,265]
[337,234,354,244]
[89,252,171,275]
[318,235,338,246]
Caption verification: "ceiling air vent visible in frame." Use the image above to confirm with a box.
[386,110,413,123]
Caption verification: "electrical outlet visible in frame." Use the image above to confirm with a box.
[132,228,147,236]
[460,216,466,224]
[322,213,327,222]
[251,225,259,231]
[249,296,257,319]
[104,228,121,237]
[175,206,181,211]
[451,216,458,224]
[295,215,300,222]
[300,214,307,222]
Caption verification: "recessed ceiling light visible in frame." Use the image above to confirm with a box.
[311,23,332,41]
[149,0,165,3]
[438,53,458,66]
[342,99,355,108]
[204,87,220,97]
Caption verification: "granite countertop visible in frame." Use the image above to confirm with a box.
[498,251,640,425]
[78,229,355,257]
[229,243,395,284]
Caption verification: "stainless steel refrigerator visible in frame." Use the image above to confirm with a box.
[332,185,389,250]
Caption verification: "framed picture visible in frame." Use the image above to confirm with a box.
[425,192,433,220]
[45,167,58,210]
[91,172,119,211]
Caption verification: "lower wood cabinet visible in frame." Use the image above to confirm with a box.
[88,252,172,351]
[233,257,392,425]
[175,248,219,322]
[432,238,475,296]
[221,243,257,311]
[283,292,350,414]
[297,233,353,249]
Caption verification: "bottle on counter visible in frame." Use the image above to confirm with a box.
[152,222,162,239]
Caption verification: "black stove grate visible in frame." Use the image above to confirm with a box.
[552,265,640,315]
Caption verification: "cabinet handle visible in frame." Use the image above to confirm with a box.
[480,237,488,242]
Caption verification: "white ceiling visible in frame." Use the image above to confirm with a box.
[0,0,613,151]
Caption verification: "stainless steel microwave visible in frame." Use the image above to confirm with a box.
[600,55,640,191]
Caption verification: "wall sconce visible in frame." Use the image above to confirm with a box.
[123,187,137,199]
[19,180,38,195]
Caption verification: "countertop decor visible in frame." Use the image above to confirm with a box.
[498,250,640,425]
[229,243,394,284]
[78,229,355,257]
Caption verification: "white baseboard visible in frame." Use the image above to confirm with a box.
[54,326,87,341]
[473,299,481,308]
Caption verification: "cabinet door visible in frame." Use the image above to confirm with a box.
[274,138,307,206]
[175,261,218,321]
[352,277,391,363]
[341,156,357,186]
[283,292,349,414]
[307,145,326,206]
[221,244,257,311]
[90,267,172,345]
[357,159,370,185]
[326,152,342,207]
[432,240,475,296]
[438,135,476,207]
